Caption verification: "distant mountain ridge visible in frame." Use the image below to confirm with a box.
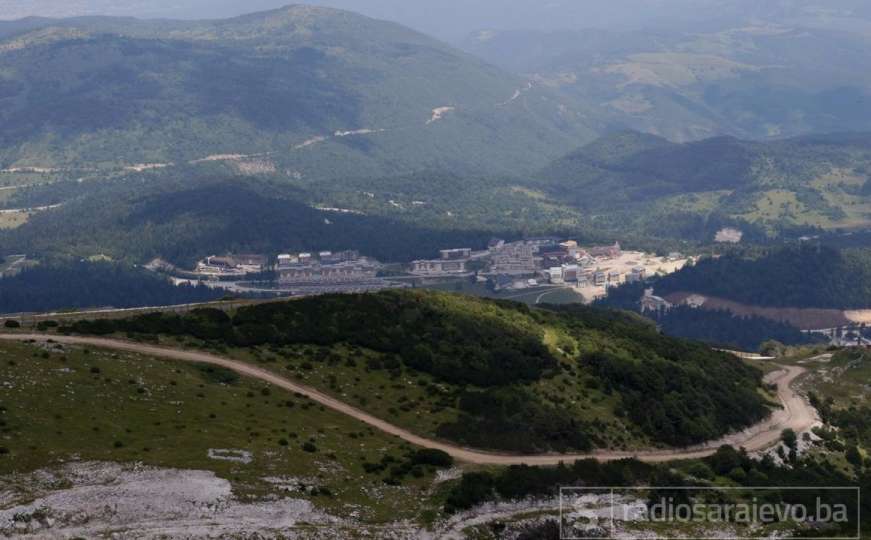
[0,5,595,178]
[539,130,871,238]
[464,21,871,142]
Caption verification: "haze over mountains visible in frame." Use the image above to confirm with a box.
[2,0,869,153]
[0,5,597,178]
[3,4,871,538]
[538,131,871,237]
[1,3,871,265]
[5,1,871,38]
[467,22,871,141]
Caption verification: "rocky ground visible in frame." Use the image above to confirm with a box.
[0,461,347,539]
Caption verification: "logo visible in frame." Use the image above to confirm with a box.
[559,486,860,540]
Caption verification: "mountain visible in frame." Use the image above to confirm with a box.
[7,130,871,265]
[0,6,594,179]
[651,245,871,311]
[0,175,508,266]
[7,1,871,40]
[0,261,224,314]
[63,289,770,452]
[599,244,871,347]
[464,21,871,142]
[538,131,871,240]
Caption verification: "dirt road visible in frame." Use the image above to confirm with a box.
[0,334,818,465]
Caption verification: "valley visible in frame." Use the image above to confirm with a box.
[1,2,871,538]
[0,296,863,538]
[0,332,816,465]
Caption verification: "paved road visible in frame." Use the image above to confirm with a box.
[0,334,818,465]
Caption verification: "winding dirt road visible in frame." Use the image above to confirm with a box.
[0,333,819,465]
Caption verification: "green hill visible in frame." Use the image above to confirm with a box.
[63,289,771,453]
[539,131,871,239]
[464,22,871,143]
[0,6,594,179]
[0,338,448,526]
[0,175,513,266]
[652,245,871,310]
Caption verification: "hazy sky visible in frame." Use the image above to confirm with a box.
[1,0,869,41]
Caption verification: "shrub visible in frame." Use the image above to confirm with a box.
[444,472,495,513]
[36,320,59,331]
[410,448,454,468]
[781,429,798,450]
[3,320,20,329]
[197,365,239,385]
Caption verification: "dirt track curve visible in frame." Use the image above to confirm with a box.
[0,333,819,465]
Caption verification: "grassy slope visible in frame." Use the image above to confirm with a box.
[0,339,448,523]
[539,131,871,238]
[464,24,871,143]
[650,245,871,310]
[58,289,771,453]
[0,6,593,178]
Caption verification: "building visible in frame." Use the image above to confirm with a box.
[489,241,537,275]
[562,264,580,284]
[593,270,607,286]
[409,247,472,276]
[546,267,564,284]
[277,250,360,268]
[409,259,467,275]
[682,294,708,308]
[488,238,506,250]
[626,266,646,283]
[640,288,673,313]
[489,274,515,291]
[197,254,267,275]
[559,240,584,259]
[589,242,621,259]
[578,254,596,267]
[275,249,380,284]
[524,236,562,247]
[321,250,360,264]
[276,254,299,268]
[278,259,378,284]
[440,248,472,260]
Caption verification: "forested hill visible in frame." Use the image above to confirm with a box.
[64,289,770,453]
[0,262,223,314]
[538,131,871,238]
[0,5,593,178]
[0,177,509,266]
[651,245,871,310]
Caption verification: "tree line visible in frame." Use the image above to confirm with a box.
[63,290,770,451]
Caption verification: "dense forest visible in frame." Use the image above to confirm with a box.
[443,350,871,531]
[538,131,871,237]
[62,289,769,451]
[652,245,871,309]
[444,446,865,537]
[598,280,826,350]
[0,178,512,267]
[651,307,824,351]
[0,262,223,314]
[0,7,594,177]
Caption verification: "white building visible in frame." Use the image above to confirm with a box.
[547,267,564,284]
